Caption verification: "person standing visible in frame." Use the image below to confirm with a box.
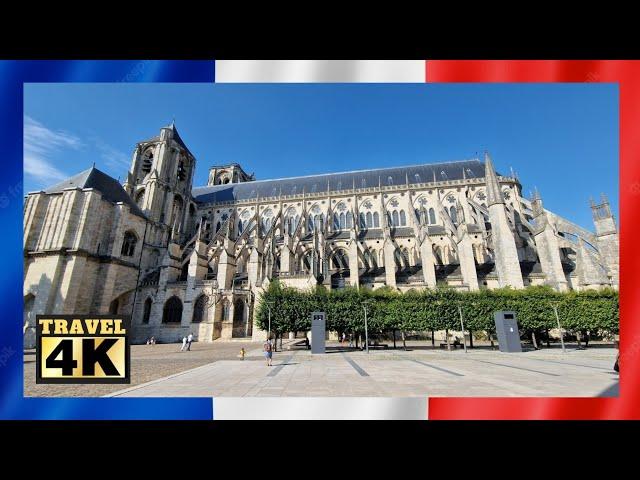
[180,335,187,352]
[187,333,194,351]
[263,337,273,366]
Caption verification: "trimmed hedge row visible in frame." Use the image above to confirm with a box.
[255,282,619,337]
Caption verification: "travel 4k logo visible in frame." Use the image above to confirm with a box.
[36,316,130,384]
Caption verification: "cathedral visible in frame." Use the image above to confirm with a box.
[23,123,619,347]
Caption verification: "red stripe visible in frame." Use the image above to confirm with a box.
[425,60,640,420]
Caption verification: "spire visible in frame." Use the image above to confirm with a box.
[484,152,503,207]
[532,185,541,201]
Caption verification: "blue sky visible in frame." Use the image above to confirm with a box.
[23,83,618,230]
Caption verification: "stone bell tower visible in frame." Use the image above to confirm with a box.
[124,122,196,238]
[207,163,254,186]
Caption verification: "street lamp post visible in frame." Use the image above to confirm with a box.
[552,304,566,353]
[458,305,468,354]
[363,303,370,354]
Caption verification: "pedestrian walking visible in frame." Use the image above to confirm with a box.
[348,333,353,348]
[187,333,193,351]
[341,332,346,346]
[263,337,273,366]
[180,336,187,351]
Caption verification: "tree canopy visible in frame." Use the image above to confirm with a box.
[255,281,618,337]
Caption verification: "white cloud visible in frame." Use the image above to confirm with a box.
[94,138,131,170]
[23,116,83,185]
[24,116,132,187]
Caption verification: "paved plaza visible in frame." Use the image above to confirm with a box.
[104,342,619,398]
[24,341,257,397]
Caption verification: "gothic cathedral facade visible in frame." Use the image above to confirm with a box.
[23,124,619,347]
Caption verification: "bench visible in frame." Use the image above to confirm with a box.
[367,342,389,350]
[440,342,463,349]
[293,339,311,350]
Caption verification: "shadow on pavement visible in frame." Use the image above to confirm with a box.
[597,381,619,397]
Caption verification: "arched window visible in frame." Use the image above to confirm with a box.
[163,296,183,323]
[373,212,380,228]
[429,208,436,225]
[346,212,353,228]
[308,216,314,232]
[141,148,153,175]
[339,212,346,229]
[142,297,152,324]
[236,255,245,274]
[364,249,377,269]
[394,248,409,268]
[171,195,184,230]
[392,210,399,227]
[192,295,208,323]
[360,212,366,229]
[450,206,458,224]
[121,231,137,257]
[366,212,373,228]
[238,220,243,234]
[177,159,187,182]
[302,251,313,272]
[399,210,406,226]
[333,213,340,230]
[332,249,349,269]
[222,300,230,321]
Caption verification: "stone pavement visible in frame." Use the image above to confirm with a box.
[107,345,619,398]
[24,341,257,397]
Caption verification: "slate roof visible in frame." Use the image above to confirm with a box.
[193,158,490,204]
[43,167,146,219]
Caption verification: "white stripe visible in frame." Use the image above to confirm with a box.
[215,60,425,83]
[213,397,427,420]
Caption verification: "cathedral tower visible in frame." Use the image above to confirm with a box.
[125,122,197,241]
[207,163,254,186]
